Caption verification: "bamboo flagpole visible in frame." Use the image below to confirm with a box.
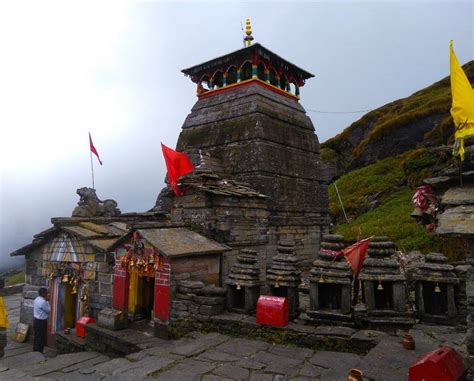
[88,132,103,189]
[90,149,95,189]
[334,180,350,223]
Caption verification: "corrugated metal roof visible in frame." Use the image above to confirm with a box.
[136,228,229,257]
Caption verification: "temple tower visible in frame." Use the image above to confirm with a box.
[170,20,329,269]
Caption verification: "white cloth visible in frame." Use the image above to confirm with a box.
[33,296,50,320]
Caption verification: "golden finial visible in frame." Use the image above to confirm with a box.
[244,17,254,47]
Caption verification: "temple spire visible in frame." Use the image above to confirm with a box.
[244,17,253,47]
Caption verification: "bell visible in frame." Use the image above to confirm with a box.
[236,282,241,290]
[434,283,441,293]
[319,275,325,283]
[377,280,384,291]
[71,285,78,294]
[62,274,69,283]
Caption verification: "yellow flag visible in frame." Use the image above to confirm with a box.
[450,40,474,160]
[0,296,9,329]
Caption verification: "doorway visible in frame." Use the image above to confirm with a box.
[128,272,155,320]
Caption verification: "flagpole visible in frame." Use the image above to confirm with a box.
[90,150,95,190]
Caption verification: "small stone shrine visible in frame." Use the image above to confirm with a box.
[412,253,458,324]
[308,234,353,325]
[359,236,414,328]
[225,249,261,313]
[413,136,474,375]
[266,241,301,319]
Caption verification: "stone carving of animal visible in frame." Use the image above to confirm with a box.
[72,187,121,217]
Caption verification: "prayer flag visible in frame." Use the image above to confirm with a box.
[89,132,103,165]
[341,237,371,277]
[161,143,194,195]
[450,40,474,160]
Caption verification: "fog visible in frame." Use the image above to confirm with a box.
[0,1,472,271]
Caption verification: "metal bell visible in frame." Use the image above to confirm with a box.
[236,282,241,290]
[377,280,384,291]
[434,283,441,293]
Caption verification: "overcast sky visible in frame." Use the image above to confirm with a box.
[0,1,472,270]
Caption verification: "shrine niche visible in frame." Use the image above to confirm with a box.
[109,227,228,330]
[308,234,353,325]
[358,236,414,328]
[412,253,459,324]
[226,248,261,313]
[266,241,301,319]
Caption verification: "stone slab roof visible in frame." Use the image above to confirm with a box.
[110,227,230,258]
[10,221,128,257]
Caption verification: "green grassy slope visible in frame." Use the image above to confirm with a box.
[328,148,465,260]
[321,61,474,173]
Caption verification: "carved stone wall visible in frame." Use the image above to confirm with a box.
[173,83,330,269]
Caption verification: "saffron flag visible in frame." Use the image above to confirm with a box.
[0,296,8,328]
[161,143,194,196]
[341,237,372,277]
[89,132,103,165]
[450,40,474,160]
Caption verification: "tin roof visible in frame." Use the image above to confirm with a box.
[181,43,314,80]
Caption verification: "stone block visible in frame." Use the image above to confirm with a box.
[20,299,34,326]
[193,296,225,306]
[96,262,111,272]
[98,273,113,284]
[97,308,128,330]
[22,284,41,298]
[99,282,112,296]
[199,304,224,316]
[23,291,38,299]
[99,295,112,306]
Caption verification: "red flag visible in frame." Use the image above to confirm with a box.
[161,143,194,195]
[89,132,103,165]
[341,237,371,277]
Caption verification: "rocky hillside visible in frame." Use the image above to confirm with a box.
[323,61,474,260]
[321,60,474,180]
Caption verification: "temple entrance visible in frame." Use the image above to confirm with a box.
[49,277,79,334]
[128,272,155,320]
[422,281,448,316]
[63,284,78,329]
[319,283,342,310]
[374,281,393,310]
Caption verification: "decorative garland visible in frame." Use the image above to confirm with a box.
[47,262,82,294]
[120,231,164,277]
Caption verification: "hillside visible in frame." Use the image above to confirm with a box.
[321,60,474,180]
[328,146,467,260]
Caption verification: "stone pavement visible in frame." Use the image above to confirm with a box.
[0,293,466,380]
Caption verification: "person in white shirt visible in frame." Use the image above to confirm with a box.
[33,288,50,353]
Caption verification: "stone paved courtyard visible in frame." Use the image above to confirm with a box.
[0,293,466,380]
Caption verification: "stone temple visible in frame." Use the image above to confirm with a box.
[156,35,330,277]
[11,23,330,341]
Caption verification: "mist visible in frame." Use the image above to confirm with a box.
[0,1,472,271]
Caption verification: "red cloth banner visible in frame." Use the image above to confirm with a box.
[89,132,103,165]
[341,238,371,277]
[161,143,194,195]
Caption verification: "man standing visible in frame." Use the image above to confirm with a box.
[33,288,50,353]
